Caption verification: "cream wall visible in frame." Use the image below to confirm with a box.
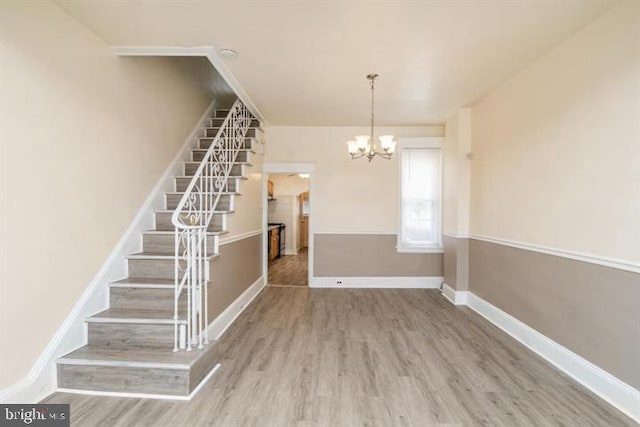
[0,1,229,389]
[264,126,444,233]
[269,174,309,197]
[225,168,263,239]
[469,1,640,264]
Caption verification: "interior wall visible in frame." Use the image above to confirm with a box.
[443,109,471,290]
[0,0,231,390]
[467,1,640,388]
[470,1,639,263]
[264,125,444,278]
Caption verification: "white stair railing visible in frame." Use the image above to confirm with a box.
[171,99,253,351]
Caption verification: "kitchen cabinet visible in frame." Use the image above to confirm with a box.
[267,180,274,198]
[268,224,285,262]
[299,191,309,249]
[269,228,279,261]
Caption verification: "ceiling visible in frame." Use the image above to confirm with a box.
[54,0,615,126]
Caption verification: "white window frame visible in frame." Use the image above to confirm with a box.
[396,137,444,253]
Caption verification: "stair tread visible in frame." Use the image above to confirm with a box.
[58,344,211,369]
[156,209,234,214]
[166,191,239,195]
[111,277,174,287]
[87,308,178,322]
[143,230,227,236]
[185,161,252,166]
[192,148,254,152]
[175,175,247,180]
[127,251,218,259]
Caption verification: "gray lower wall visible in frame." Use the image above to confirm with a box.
[443,235,469,291]
[208,234,263,321]
[314,234,443,277]
[468,238,640,389]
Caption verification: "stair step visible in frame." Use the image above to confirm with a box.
[185,162,248,177]
[204,127,258,139]
[191,148,253,163]
[57,342,218,396]
[142,230,223,254]
[207,118,260,128]
[110,277,175,288]
[154,210,227,232]
[175,176,243,193]
[199,138,253,150]
[86,308,181,348]
[165,192,235,211]
[126,252,218,280]
[109,286,185,312]
[214,109,230,118]
[86,308,180,324]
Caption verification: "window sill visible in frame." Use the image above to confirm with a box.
[396,246,444,254]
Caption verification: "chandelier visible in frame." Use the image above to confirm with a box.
[347,74,397,162]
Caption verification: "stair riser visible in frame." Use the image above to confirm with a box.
[109,287,187,311]
[175,177,238,193]
[185,163,245,177]
[57,364,189,395]
[88,322,176,348]
[128,258,181,280]
[154,212,224,232]
[208,118,259,127]
[192,150,250,163]
[143,233,216,254]
[214,110,230,118]
[205,128,256,138]
[165,194,232,211]
[199,138,253,150]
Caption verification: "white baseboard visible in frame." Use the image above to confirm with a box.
[445,292,640,423]
[310,276,443,289]
[207,275,266,341]
[0,100,218,405]
[441,283,468,305]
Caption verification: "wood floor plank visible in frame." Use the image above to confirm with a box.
[42,288,636,426]
[268,248,308,287]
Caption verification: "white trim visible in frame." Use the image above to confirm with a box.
[55,364,220,402]
[263,163,316,285]
[218,229,262,246]
[112,46,266,125]
[453,292,640,423]
[396,246,444,254]
[310,276,443,289]
[283,249,298,256]
[0,100,217,405]
[396,137,444,254]
[441,283,468,305]
[469,234,639,273]
[207,276,266,341]
[313,231,396,235]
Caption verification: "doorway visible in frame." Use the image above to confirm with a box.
[264,170,312,287]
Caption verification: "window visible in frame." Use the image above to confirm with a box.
[398,138,442,252]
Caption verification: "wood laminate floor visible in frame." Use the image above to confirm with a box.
[268,248,308,287]
[43,287,635,426]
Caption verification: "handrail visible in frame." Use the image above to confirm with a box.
[171,99,253,351]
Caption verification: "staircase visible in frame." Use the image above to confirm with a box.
[56,103,260,398]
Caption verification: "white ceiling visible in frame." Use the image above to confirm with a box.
[54,0,615,126]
